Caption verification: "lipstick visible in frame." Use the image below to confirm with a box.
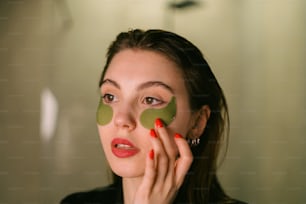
[111,138,139,158]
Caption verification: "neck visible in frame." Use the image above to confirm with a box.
[122,177,142,204]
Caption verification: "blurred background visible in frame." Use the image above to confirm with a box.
[0,0,305,203]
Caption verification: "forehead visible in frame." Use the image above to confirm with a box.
[104,49,183,82]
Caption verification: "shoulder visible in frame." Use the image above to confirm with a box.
[224,199,248,204]
[60,183,122,204]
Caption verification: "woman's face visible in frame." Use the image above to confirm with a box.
[97,49,195,178]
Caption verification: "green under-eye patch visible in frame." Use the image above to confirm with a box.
[140,97,177,129]
[96,99,113,125]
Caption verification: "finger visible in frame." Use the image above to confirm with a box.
[140,149,156,194]
[155,118,178,162]
[173,133,193,187]
[154,118,179,187]
[149,128,170,183]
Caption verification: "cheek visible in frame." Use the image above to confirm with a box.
[169,103,193,137]
[140,97,177,129]
[96,101,113,125]
[97,126,113,159]
[97,126,107,146]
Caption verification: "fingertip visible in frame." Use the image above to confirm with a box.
[155,118,164,128]
[174,133,183,139]
[149,149,154,160]
[150,129,158,138]
[174,133,193,159]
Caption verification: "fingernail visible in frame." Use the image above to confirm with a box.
[174,133,183,139]
[155,118,163,128]
[149,149,154,160]
[150,129,157,138]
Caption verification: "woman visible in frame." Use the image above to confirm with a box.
[61,29,246,204]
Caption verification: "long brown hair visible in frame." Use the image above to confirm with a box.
[99,29,232,203]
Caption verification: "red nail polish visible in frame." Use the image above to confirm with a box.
[149,149,154,160]
[155,118,163,128]
[150,129,157,138]
[174,133,183,139]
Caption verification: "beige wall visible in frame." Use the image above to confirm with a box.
[1,0,305,203]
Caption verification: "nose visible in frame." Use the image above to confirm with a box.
[114,107,137,131]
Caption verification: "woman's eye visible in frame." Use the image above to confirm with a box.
[143,97,163,106]
[102,94,117,103]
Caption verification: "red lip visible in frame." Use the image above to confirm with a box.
[111,138,139,158]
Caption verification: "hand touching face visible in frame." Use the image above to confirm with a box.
[97,49,196,179]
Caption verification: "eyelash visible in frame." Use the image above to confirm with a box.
[101,93,165,107]
[102,93,117,103]
[143,97,164,106]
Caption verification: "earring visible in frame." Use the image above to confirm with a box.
[187,138,200,147]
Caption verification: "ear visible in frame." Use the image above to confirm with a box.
[189,105,211,139]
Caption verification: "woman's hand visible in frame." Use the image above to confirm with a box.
[133,118,193,204]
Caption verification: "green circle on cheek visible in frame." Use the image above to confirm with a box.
[140,97,177,129]
[96,101,113,125]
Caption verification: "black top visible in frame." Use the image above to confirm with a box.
[61,183,123,204]
[61,182,247,204]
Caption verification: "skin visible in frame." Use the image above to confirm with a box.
[96,99,113,125]
[140,96,176,129]
[97,49,209,204]
[97,96,177,129]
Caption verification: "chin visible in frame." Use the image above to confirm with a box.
[110,162,145,178]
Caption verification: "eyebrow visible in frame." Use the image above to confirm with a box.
[101,78,174,94]
[137,81,174,94]
[101,79,120,89]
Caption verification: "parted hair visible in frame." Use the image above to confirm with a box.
[99,29,234,203]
